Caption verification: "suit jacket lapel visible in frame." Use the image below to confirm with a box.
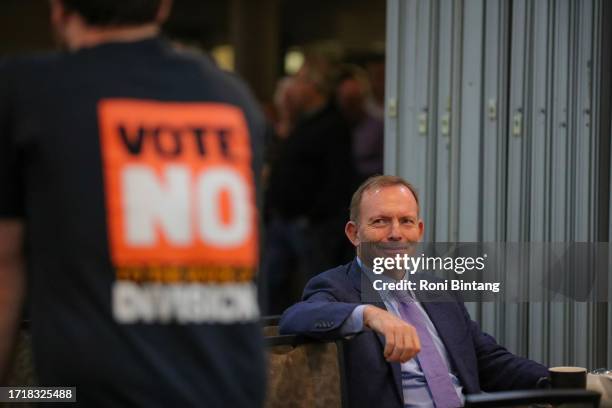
[349,259,404,403]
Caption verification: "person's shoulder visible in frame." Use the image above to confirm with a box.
[2,50,62,65]
[0,52,63,79]
[171,48,256,105]
[304,261,355,292]
[176,50,264,129]
[0,52,64,100]
[218,70,260,111]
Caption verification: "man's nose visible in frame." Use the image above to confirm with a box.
[387,219,402,241]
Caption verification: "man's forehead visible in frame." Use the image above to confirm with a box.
[363,184,417,202]
[358,184,419,219]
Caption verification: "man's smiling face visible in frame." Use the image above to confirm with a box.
[346,184,424,255]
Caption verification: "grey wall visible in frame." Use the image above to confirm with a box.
[385,0,611,369]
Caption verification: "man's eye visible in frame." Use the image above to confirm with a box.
[372,219,386,225]
[401,218,415,225]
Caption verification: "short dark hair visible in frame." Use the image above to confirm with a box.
[61,0,163,26]
[349,175,420,223]
[296,60,335,98]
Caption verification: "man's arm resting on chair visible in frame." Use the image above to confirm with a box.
[281,297,420,364]
[279,289,362,339]
[0,220,25,383]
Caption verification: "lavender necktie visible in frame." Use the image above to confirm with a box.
[397,298,462,408]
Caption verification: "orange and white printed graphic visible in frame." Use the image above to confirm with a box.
[98,99,258,282]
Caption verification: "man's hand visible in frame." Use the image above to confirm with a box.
[363,305,420,363]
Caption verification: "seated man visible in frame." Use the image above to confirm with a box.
[279,175,548,408]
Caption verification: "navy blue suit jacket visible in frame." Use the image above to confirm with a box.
[279,260,548,408]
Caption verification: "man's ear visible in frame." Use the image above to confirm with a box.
[417,219,424,241]
[49,0,68,28]
[345,221,360,247]
[49,0,75,49]
[156,0,173,24]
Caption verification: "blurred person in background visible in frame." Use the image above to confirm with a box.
[261,76,300,190]
[258,76,298,312]
[263,59,358,314]
[336,64,384,181]
[271,76,301,140]
[364,56,386,119]
[0,0,266,405]
[336,65,369,126]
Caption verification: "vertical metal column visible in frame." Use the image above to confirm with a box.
[433,0,454,243]
[526,0,551,364]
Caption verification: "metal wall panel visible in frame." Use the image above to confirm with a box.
[571,0,594,369]
[433,0,454,242]
[527,0,550,364]
[448,0,463,244]
[384,0,401,175]
[459,0,485,319]
[398,0,427,219]
[385,0,611,368]
[548,0,572,367]
[504,0,530,356]
[480,0,508,336]
[457,0,484,243]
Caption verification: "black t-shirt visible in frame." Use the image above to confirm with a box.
[0,37,265,407]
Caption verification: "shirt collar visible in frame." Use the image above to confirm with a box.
[356,257,415,303]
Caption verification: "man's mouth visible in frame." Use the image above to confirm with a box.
[362,242,419,257]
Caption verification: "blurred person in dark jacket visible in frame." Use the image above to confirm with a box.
[263,60,357,314]
[271,76,301,140]
[261,76,300,192]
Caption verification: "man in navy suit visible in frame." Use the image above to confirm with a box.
[279,175,548,408]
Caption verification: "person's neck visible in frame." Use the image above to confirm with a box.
[302,96,327,116]
[64,23,160,51]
